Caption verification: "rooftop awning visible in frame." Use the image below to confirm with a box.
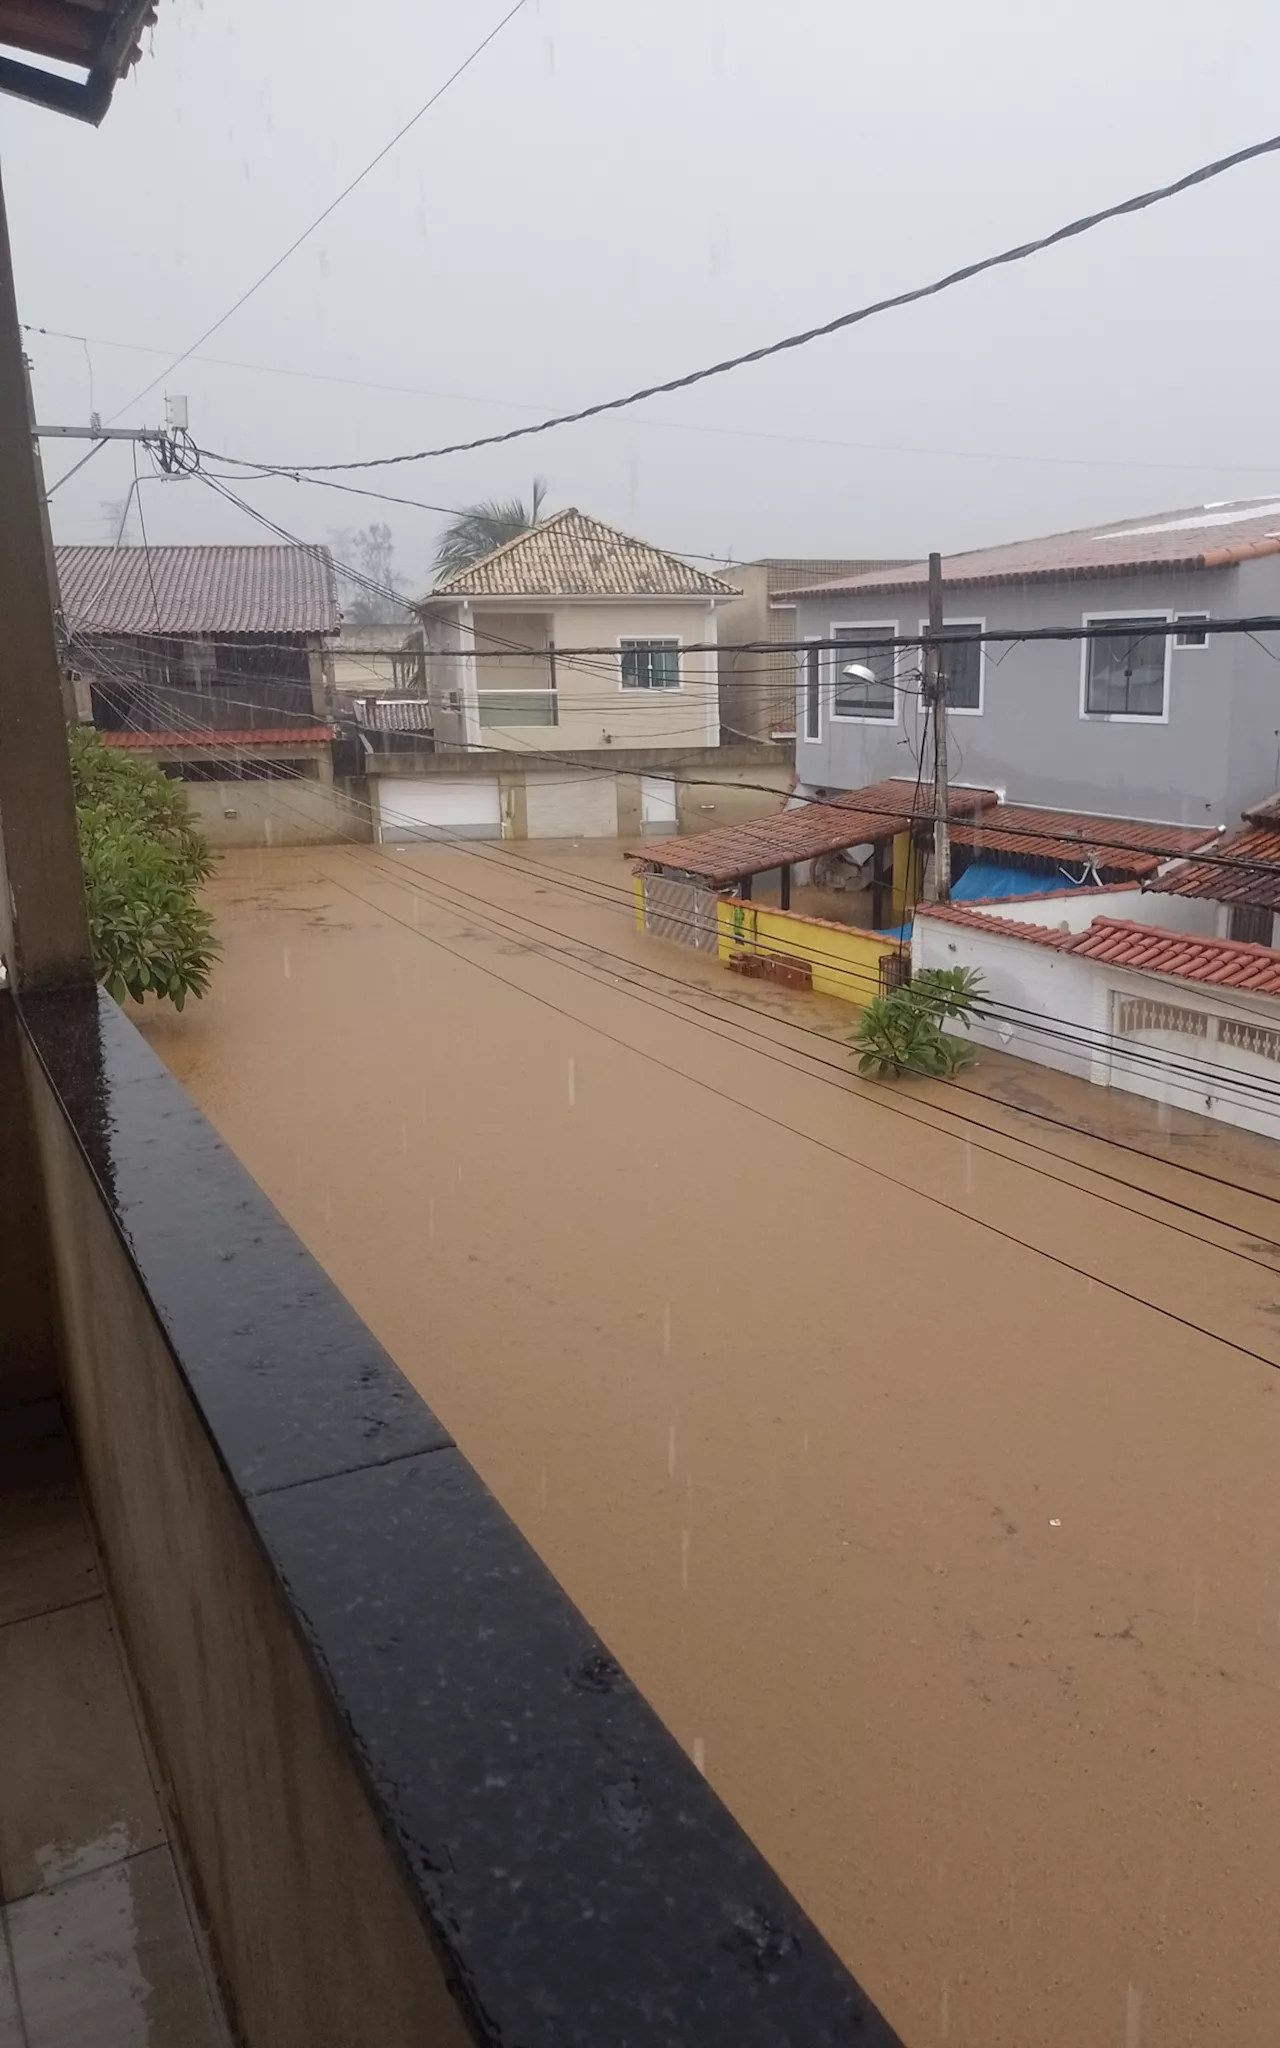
[631,780,997,887]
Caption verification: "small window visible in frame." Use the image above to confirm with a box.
[830,625,896,720]
[801,645,821,740]
[1084,616,1168,718]
[1227,902,1273,946]
[1175,613,1209,649]
[620,638,680,690]
[919,619,983,712]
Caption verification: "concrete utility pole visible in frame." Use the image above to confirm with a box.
[923,549,951,904]
[31,401,188,720]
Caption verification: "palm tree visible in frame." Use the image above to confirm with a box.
[432,478,549,580]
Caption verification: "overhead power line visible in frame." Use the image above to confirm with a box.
[106,0,534,423]
[30,320,1280,481]
[238,131,1280,473]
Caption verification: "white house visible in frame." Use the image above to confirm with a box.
[417,509,736,757]
[914,876,1280,1139]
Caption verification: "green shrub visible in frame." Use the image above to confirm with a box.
[852,965,986,1078]
[68,729,219,1009]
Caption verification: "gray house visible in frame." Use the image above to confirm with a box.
[785,501,1280,830]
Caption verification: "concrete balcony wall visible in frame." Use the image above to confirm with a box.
[15,996,470,2048]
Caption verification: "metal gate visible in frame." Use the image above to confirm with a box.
[640,871,719,952]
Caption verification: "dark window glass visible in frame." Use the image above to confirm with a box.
[803,646,821,738]
[1085,618,1167,717]
[831,626,895,719]
[620,639,680,690]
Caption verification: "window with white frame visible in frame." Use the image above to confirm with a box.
[620,638,680,690]
[801,644,821,740]
[1175,613,1209,648]
[829,624,896,720]
[918,618,983,712]
[1083,616,1169,718]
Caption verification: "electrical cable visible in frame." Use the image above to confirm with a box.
[315,852,1280,1375]
[326,844,1280,1264]
[233,132,1280,472]
[106,0,535,424]
[79,656,1280,1110]
[68,631,1280,1211]
[30,319,1280,482]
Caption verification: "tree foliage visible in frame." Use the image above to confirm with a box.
[330,522,413,624]
[432,478,549,579]
[68,729,219,1010]
[852,965,986,1077]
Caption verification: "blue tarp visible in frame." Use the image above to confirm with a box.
[950,862,1080,902]
[875,862,1081,941]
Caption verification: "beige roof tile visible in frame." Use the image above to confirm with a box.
[425,509,738,602]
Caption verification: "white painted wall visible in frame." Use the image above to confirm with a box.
[914,914,1102,1080]
[980,887,1219,936]
[915,907,1280,1138]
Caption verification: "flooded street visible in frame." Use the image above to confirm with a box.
[142,841,1280,2048]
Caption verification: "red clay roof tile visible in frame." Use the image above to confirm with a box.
[99,728,333,748]
[631,780,997,885]
[1147,823,1280,909]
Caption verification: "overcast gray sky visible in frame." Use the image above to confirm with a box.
[5,0,1280,592]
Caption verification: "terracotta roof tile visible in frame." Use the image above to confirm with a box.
[913,902,1074,947]
[426,509,737,602]
[951,806,1218,877]
[632,779,996,885]
[1147,823,1280,909]
[921,903,1280,996]
[58,545,340,637]
[100,728,333,748]
[1067,919,1280,993]
[781,498,1280,599]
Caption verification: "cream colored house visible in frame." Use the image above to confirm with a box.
[417,509,738,754]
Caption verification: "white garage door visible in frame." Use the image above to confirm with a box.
[641,774,678,829]
[376,777,501,842]
[525,772,618,839]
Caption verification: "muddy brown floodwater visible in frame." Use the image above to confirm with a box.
[140,841,1280,2048]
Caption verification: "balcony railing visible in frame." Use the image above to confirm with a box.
[477,688,558,727]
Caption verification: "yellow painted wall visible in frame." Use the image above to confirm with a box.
[716,898,904,1006]
[890,830,920,925]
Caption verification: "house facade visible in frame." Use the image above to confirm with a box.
[785,501,1280,830]
[714,558,908,741]
[418,509,735,755]
[915,887,1280,1140]
[360,509,793,844]
[58,542,359,845]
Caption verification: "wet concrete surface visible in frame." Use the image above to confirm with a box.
[139,841,1280,2048]
[0,1404,226,2048]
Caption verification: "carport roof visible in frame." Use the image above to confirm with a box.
[1146,820,1280,909]
[631,779,997,886]
[950,806,1219,879]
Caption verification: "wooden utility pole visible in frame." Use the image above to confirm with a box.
[923,549,951,903]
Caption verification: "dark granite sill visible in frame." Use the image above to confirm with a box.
[17,985,901,2047]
